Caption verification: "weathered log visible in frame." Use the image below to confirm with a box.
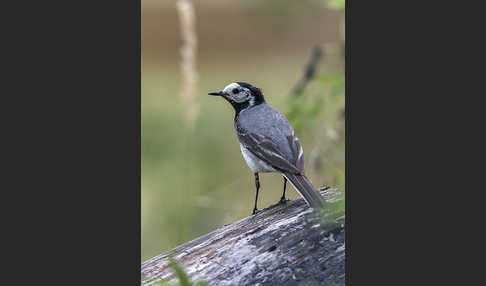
[141,188,345,286]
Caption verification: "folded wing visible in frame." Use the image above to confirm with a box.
[236,126,304,175]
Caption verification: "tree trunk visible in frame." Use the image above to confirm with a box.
[141,188,345,286]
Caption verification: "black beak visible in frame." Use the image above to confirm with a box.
[208,90,225,96]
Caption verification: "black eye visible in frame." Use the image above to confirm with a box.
[232,88,240,94]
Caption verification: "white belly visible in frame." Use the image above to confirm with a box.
[239,144,277,173]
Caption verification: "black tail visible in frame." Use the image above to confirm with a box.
[283,173,324,209]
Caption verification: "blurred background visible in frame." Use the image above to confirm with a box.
[142,0,345,261]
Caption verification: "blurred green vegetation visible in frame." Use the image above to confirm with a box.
[142,1,344,262]
[155,256,208,286]
[327,0,345,11]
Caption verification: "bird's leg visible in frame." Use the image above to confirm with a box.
[252,173,260,215]
[279,176,288,204]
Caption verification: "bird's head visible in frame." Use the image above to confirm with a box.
[208,82,265,112]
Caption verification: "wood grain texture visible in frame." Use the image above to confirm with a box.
[141,188,344,286]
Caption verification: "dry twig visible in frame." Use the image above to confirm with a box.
[291,45,324,97]
[177,0,198,126]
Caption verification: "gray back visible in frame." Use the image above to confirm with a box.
[235,103,297,163]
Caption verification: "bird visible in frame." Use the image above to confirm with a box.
[208,82,324,215]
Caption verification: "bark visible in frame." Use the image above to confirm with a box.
[141,188,345,286]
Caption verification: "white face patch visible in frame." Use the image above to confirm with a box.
[223,83,251,103]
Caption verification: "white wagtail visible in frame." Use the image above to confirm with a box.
[209,82,324,214]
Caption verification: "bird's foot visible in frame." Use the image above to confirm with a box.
[278,197,289,204]
[252,208,260,215]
